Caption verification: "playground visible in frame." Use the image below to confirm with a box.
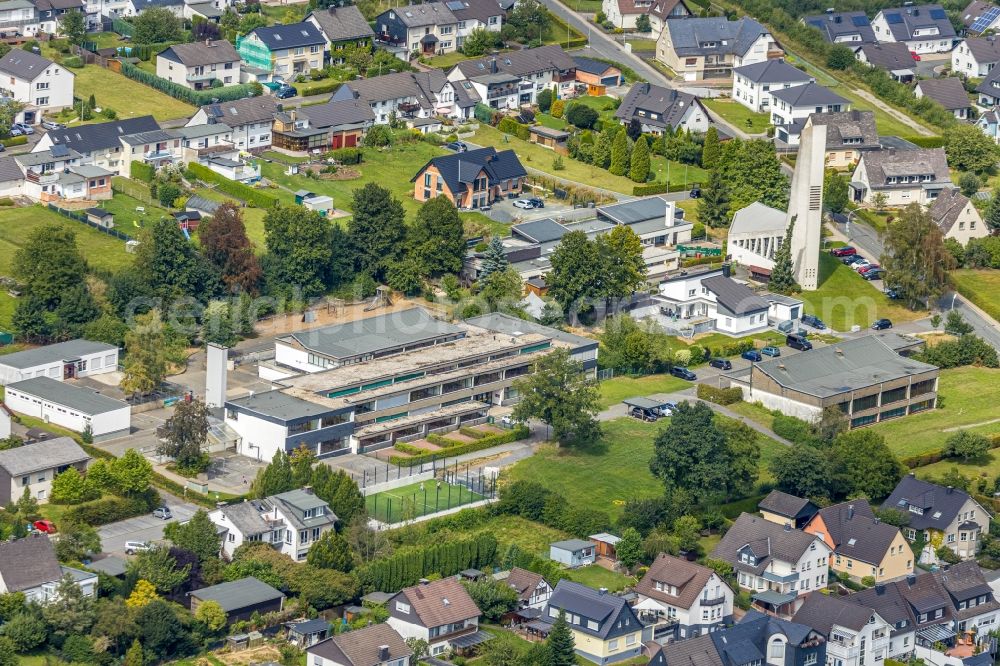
[366,478,492,524]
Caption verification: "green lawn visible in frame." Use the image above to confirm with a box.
[651,156,708,190]
[597,374,691,409]
[95,192,172,232]
[473,514,570,557]
[536,113,569,130]
[566,565,635,592]
[702,98,771,133]
[953,269,1000,324]
[72,65,195,122]
[626,38,658,51]
[870,366,1000,459]
[562,0,602,11]
[190,187,268,249]
[797,253,923,331]
[424,50,486,69]
[366,480,485,523]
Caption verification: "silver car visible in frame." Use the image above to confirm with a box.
[152,507,172,520]
[125,540,151,555]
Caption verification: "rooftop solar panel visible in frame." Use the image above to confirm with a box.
[929,8,946,19]
[971,6,1000,32]
[886,12,904,24]
[851,15,869,26]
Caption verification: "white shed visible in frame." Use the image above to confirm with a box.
[0,339,118,386]
[5,376,131,440]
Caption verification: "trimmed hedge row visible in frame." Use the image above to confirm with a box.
[696,384,743,406]
[64,489,160,526]
[390,425,530,466]
[497,116,531,141]
[901,435,1000,469]
[330,147,362,164]
[131,160,155,183]
[903,136,946,149]
[1,135,28,147]
[120,61,258,106]
[458,426,487,440]
[633,181,688,196]
[187,162,279,209]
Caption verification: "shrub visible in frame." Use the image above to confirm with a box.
[1,135,28,147]
[186,162,278,208]
[119,61,257,106]
[62,55,84,68]
[772,414,820,446]
[129,160,154,183]
[565,103,598,129]
[696,384,743,405]
[64,489,159,526]
[329,147,362,164]
[390,425,530,466]
[550,99,565,119]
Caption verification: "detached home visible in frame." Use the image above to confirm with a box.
[639,267,772,336]
[210,488,337,560]
[305,5,374,63]
[332,70,455,123]
[915,77,971,119]
[851,146,951,206]
[807,110,880,170]
[0,535,97,602]
[272,99,374,152]
[952,36,1000,77]
[769,82,849,144]
[793,594,893,666]
[601,0,691,33]
[614,82,709,134]
[411,146,526,209]
[856,42,917,82]
[374,2,459,56]
[656,16,782,82]
[731,58,812,114]
[0,436,90,503]
[236,22,325,80]
[0,48,73,124]
[503,567,553,609]
[387,577,482,657]
[187,95,278,153]
[636,553,734,642]
[34,115,161,175]
[543,580,644,664]
[307,623,412,666]
[156,39,241,90]
[928,187,990,244]
[871,4,956,54]
[963,0,1000,35]
[803,11,877,46]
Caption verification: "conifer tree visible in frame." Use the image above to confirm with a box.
[629,136,650,183]
[609,129,628,176]
[698,169,730,228]
[547,610,576,666]
[770,215,800,295]
[480,237,509,280]
[701,125,721,169]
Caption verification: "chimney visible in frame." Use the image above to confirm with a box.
[419,578,430,585]
[783,522,791,531]
[599,587,608,595]
[834,15,841,23]
[378,645,390,661]
[907,574,916,585]
[875,583,886,595]
[722,262,731,278]
[847,504,855,520]
[851,109,860,121]
[947,486,953,494]
[888,147,896,157]
[303,485,314,495]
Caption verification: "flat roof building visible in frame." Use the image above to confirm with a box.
[5,376,130,440]
[189,577,285,624]
[0,339,118,386]
[727,335,938,427]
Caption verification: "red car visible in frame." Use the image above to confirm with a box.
[858,264,881,275]
[910,51,921,61]
[830,246,857,257]
[32,520,56,533]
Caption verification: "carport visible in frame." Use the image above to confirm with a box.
[622,397,673,420]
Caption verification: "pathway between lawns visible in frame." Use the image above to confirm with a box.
[598,389,794,447]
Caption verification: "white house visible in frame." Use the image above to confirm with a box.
[871,4,956,54]
[186,96,277,154]
[0,0,40,36]
[448,45,578,108]
[307,624,411,666]
[387,578,481,657]
[4,377,131,440]
[0,339,118,386]
[769,82,849,135]
[732,58,812,113]
[850,147,952,206]
[635,553,735,643]
[928,188,990,244]
[331,70,462,123]
[0,536,98,603]
[977,105,1000,142]
[601,0,692,32]
[915,77,971,120]
[614,82,710,134]
[0,436,90,504]
[0,48,73,125]
[793,594,893,666]
[34,115,162,175]
[656,16,781,82]
[952,36,1000,77]
[156,40,241,91]
[210,488,338,561]
[501,567,553,610]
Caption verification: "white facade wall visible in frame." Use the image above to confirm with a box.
[273,341,329,374]
[0,348,119,385]
[826,615,892,666]
[227,411,289,461]
[4,385,130,437]
[871,13,953,54]
[1,62,74,120]
[940,201,990,244]
[386,616,431,645]
[186,109,274,152]
[0,409,9,438]
[746,387,823,421]
[951,41,995,78]
[734,34,776,68]
[732,74,811,113]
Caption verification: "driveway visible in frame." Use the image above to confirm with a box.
[97,495,199,556]
[487,198,575,223]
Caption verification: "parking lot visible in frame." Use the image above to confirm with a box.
[97,497,199,556]
[484,196,580,224]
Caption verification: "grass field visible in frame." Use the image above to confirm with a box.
[72,65,195,122]
[597,374,691,409]
[190,187,268,249]
[798,253,924,331]
[702,98,771,134]
[474,515,570,557]
[953,269,1000,324]
[566,565,634,592]
[870,366,1000,459]
[366,480,485,524]
[626,38,658,51]
[96,192,172,231]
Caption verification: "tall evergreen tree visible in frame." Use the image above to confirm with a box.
[546,610,576,666]
[480,237,509,280]
[409,196,466,275]
[701,125,720,169]
[698,169,730,228]
[592,128,614,169]
[769,216,800,295]
[629,136,650,183]
[250,450,294,498]
[609,129,628,176]
[348,183,406,280]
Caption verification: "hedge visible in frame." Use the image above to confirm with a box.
[119,61,258,106]
[458,426,487,440]
[497,116,530,141]
[131,160,155,183]
[297,80,342,96]
[696,384,743,405]
[354,532,498,592]
[187,162,279,209]
[64,489,160,526]
[390,425,530,466]
[904,136,946,148]
[633,181,688,196]
[1,135,28,147]
[330,147,362,164]
[901,435,1000,469]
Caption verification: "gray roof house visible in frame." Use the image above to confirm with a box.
[915,77,972,118]
[851,146,952,205]
[927,188,989,242]
[803,11,877,45]
[189,577,285,623]
[657,16,779,80]
[305,5,374,47]
[955,36,1000,78]
[0,535,97,603]
[701,275,770,317]
[733,58,811,85]
[770,82,849,114]
[614,82,709,134]
[550,538,596,567]
[872,4,956,50]
[807,109,880,159]
[758,490,819,529]
[856,43,917,81]
[543,580,645,662]
[157,40,240,68]
[307,623,411,666]
[0,436,90,504]
[974,63,1000,106]
[210,488,337,560]
[804,499,913,581]
[962,0,1000,33]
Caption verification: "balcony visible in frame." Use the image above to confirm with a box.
[25,170,58,184]
[828,642,860,659]
[186,70,217,82]
[701,595,727,607]
[191,142,235,157]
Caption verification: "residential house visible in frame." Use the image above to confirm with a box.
[732,58,812,113]
[803,11,877,46]
[846,582,919,660]
[209,488,338,560]
[34,0,85,33]
[117,128,183,177]
[386,577,482,657]
[374,2,459,56]
[448,45,578,107]
[952,36,1000,78]
[16,153,111,202]
[928,187,990,244]
[0,0,40,37]
[635,553,734,642]
[0,48,73,125]
[962,0,1000,35]
[732,335,940,426]
[126,0,185,18]
[804,499,914,583]
[4,377,131,440]
[769,82,850,144]
[332,70,458,123]
[973,62,1000,105]
[307,623,412,666]
[550,539,596,567]
[0,436,90,503]
[236,22,326,81]
[871,5,956,54]
[34,115,161,175]
[881,475,989,561]
[285,618,331,648]
[272,99,374,152]
[856,42,917,82]
[542,580,644,664]
[758,490,819,529]
[305,5,374,64]
[0,535,97,602]
[0,338,119,385]
[850,147,951,206]
[656,610,827,666]
[186,95,278,153]
[573,56,623,95]
[156,39,241,91]
[189,577,285,623]
[448,0,506,51]
[710,512,832,617]
[614,82,710,134]
[411,146,527,209]
[806,110,880,170]
[793,594,893,666]
[656,16,782,82]
[601,0,691,33]
[915,78,971,119]
[934,560,1000,635]
[503,567,553,610]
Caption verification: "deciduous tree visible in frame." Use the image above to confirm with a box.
[307,530,355,572]
[125,579,160,608]
[263,205,332,298]
[547,231,599,310]
[54,521,101,562]
[410,196,466,275]
[157,397,210,472]
[164,509,221,562]
[944,430,991,462]
[194,599,227,632]
[13,224,88,309]
[615,527,643,569]
[881,203,955,310]
[198,203,262,295]
[830,430,904,499]
[824,169,848,214]
[770,443,832,500]
[462,577,519,621]
[349,183,406,280]
[133,6,183,43]
[126,548,191,594]
[512,349,601,447]
[945,123,1000,174]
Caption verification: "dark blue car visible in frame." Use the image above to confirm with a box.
[741,349,762,362]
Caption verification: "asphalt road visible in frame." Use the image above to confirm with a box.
[97,496,199,556]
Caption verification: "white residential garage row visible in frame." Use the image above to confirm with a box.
[5,376,131,440]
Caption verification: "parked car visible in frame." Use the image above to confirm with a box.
[658,401,678,416]
[32,520,56,533]
[13,123,33,135]
[8,126,22,136]
[630,407,657,422]
[852,259,872,271]
[857,263,880,274]
[125,540,152,555]
[445,141,468,152]
[843,254,866,265]
[152,507,172,520]
[41,120,65,131]
[741,349,762,362]
[761,346,782,357]
[512,199,535,210]
[863,269,884,281]
[689,186,702,198]
[527,197,544,208]
[871,318,893,330]
[709,358,732,370]
[830,246,856,257]
[670,366,697,380]
[910,51,921,61]
[786,333,813,351]
[885,286,902,299]
[276,85,297,99]
[801,314,825,329]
